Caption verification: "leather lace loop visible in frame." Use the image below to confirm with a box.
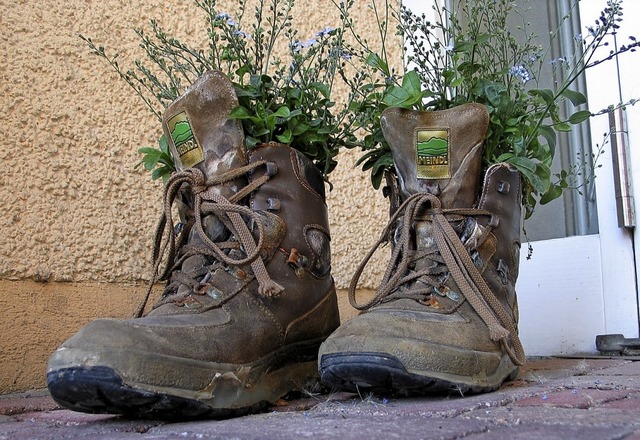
[135,161,283,317]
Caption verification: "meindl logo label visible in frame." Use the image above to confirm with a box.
[415,128,451,179]
[167,111,204,168]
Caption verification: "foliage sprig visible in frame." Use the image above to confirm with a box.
[82,0,361,183]
[337,0,639,217]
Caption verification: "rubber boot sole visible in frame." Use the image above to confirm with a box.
[319,352,518,396]
[47,340,323,419]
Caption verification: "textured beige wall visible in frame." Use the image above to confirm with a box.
[1,0,399,392]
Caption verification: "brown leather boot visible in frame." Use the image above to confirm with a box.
[47,71,340,418]
[319,103,525,395]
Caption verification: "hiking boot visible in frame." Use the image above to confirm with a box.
[319,103,525,395]
[47,71,340,418]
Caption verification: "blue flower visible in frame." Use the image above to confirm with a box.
[226,19,238,27]
[215,12,230,20]
[509,64,532,83]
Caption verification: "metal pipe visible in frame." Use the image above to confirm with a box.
[609,106,635,228]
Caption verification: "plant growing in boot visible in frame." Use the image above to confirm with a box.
[82,0,361,182]
[48,70,341,419]
[318,0,637,397]
[336,0,638,216]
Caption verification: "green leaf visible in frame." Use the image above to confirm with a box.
[366,52,389,76]
[506,156,536,173]
[528,88,555,106]
[151,166,172,181]
[245,136,260,148]
[311,82,330,98]
[291,122,310,136]
[536,163,552,193]
[506,156,545,194]
[568,110,592,124]
[402,70,422,94]
[229,106,253,119]
[473,79,507,107]
[371,166,385,189]
[372,154,394,176]
[158,134,170,154]
[454,41,474,53]
[450,77,464,87]
[288,109,303,118]
[158,153,174,167]
[561,89,588,106]
[276,129,293,144]
[555,122,572,132]
[251,127,270,137]
[538,125,557,153]
[382,86,410,107]
[138,147,161,155]
[540,184,563,204]
[271,106,291,119]
[382,71,423,107]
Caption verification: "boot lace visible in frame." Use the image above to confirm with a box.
[350,192,526,366]
[135,161,282,317]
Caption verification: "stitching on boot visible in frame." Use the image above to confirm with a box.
[244,291,286,342]
[288,149,325,201]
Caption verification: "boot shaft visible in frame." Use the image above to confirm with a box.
[250,144,331,281]
[380,103,488,209]
[162,70,247,199]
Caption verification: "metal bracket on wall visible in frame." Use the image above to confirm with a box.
[609,106,635,228]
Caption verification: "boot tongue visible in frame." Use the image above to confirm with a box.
[162,70,247,199]
[380,103,489,209]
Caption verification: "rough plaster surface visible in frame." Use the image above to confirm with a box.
[1,0,393,287]
[1,0,398,392]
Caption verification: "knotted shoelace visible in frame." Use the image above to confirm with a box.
[135,161,283,317]
[349,192,526,367]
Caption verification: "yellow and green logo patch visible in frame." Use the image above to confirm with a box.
[415,128,450,179]
[166,111,204,168]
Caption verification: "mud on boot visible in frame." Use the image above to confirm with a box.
[47,71,340,419]
[319,104,525,396]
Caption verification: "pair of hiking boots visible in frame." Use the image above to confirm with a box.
[47,71,525,419]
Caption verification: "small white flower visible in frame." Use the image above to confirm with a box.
[234,30,251,39]
[292,40,303,52]
[303,38,318,48]
[316,26,335,37]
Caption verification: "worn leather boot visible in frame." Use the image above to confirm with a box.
[319,103,525,395]
[47,71,340,418]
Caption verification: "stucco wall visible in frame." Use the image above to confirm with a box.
[1,0,399,392]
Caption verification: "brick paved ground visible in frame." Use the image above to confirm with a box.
[2,358,640,439]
